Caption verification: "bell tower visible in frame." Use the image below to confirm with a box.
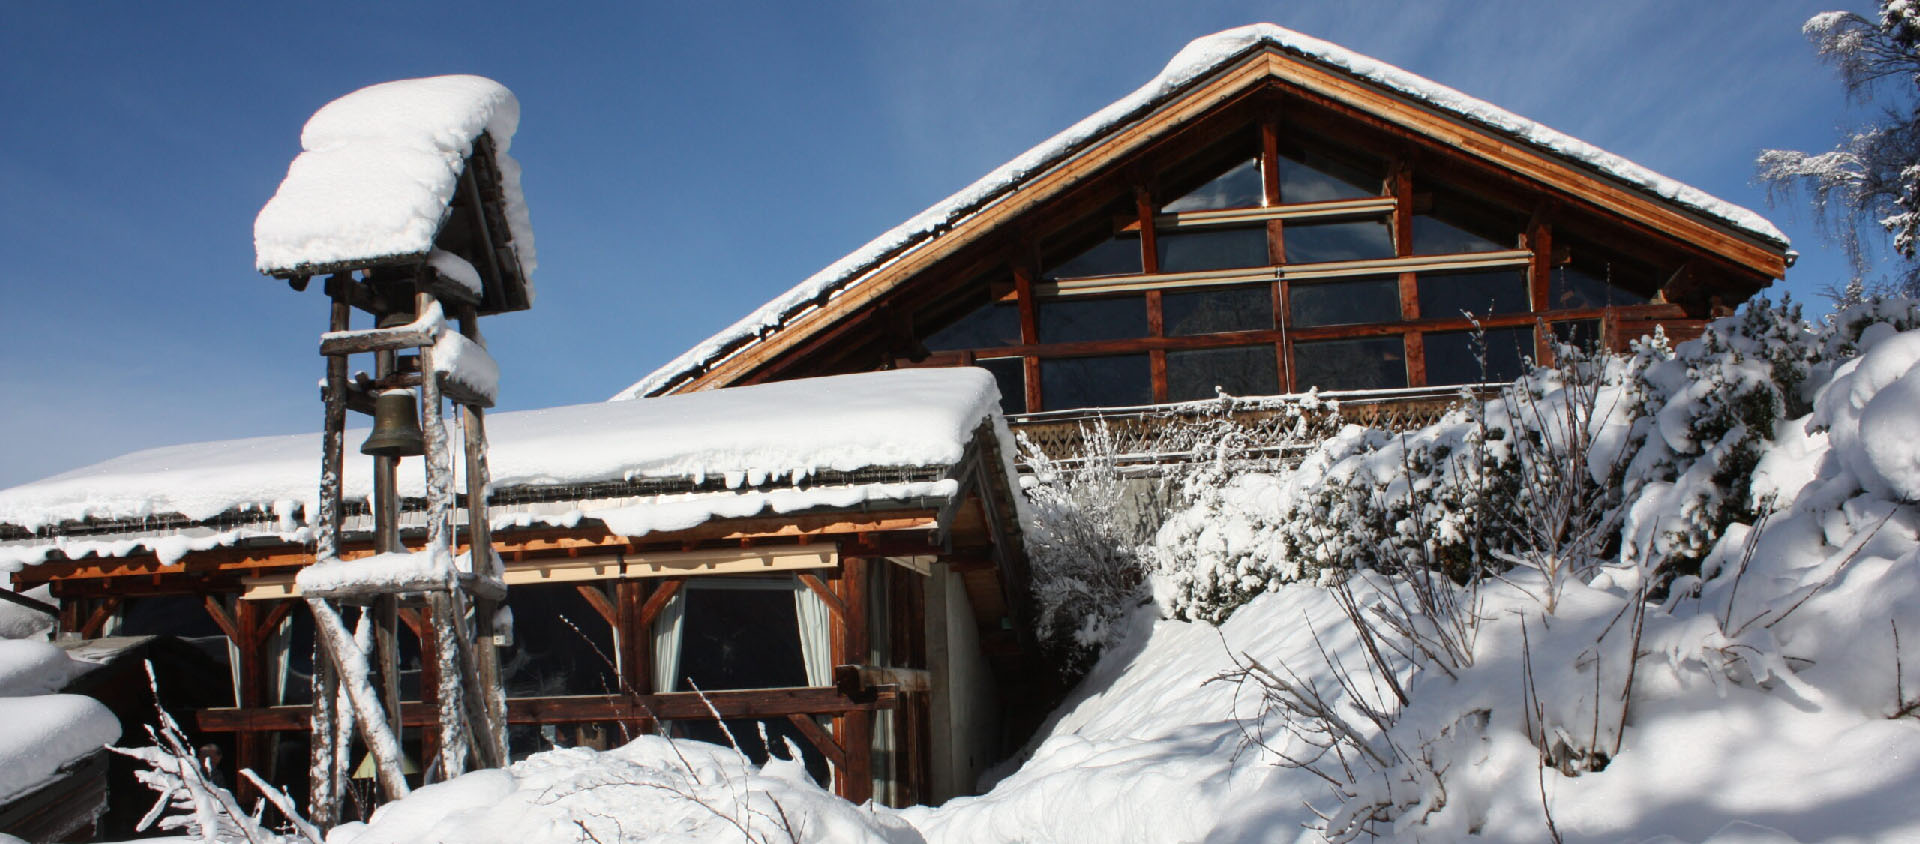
[254,76,534,826]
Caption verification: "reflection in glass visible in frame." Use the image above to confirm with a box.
[926,301,1021,351]
[1425,327,1534,386]
[1043,234,1141,280]
[1551,320,1603,351]
[502,584,618,698]
[1164,285,1272,335]
[1417,269,1530,319]
[1038,295,1147,343]
[977,357,1027,415]
[1548,239,1653,310]
[1277,148,1382,202]
[1156,227,1268,273]
[1041,355,1151,409]
[1284,219,1395,264]
[1289,276,1401,327]
[1167,346,1279,401]
[1411,188,1524,254]
[1163,158,1264,212]
[1292,337,1407,391]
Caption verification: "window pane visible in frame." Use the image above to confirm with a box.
[1292,337,1407,391]
[1425,327,1534,386]
[1278,148,1382,202]
[1156,227,1268,273]
[1038,295,1147,343]
[1289,276,1401,327]
[678,586,807,691]
[1043,233,1141,280]
[977,357,1027,415]
[1167,346,1278,401]
[1164,285,1273,335]
[502,584,619,698]
[1411,187,1525,254]
[1547,238,1653,310]
[1163,158,1264,212]
[1417,269,1530,319]
[926,301,1020,351]
[1040,355,1151,409]
[1283,219,1395,264]
[1552,319,1603,351]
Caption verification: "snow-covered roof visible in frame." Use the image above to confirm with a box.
[612,23,1789,401]
[0,368,1007,572]
[253,74,537,290]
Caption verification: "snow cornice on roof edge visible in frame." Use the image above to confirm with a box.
[613,23,1790,402]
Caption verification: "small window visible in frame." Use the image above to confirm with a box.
[1277,147,1383,203]
[1038,295,1147,343]
[1417,269,1530,319]
[926,301,1021,351]
[501,583,619,698]
[1289,276,1401,328]
[1043,233,1141,280]
[1156,227,1269,273]
[977,357,1027,415]
[1164,285,1273,336]
[1283,219,1396,264]
[1411,187,1525,255]
[1040,355,1152,409]
[1551,319,1603,351]
[1549,237,1654,310]
[1292,336,1407,391]
[1162,158,1264,212]
[1167,346,1279,401]
[1425,327,1534,386]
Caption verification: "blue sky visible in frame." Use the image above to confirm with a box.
[0,1,1879,488]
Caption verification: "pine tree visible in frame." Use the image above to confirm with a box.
[1758,2,1920,296]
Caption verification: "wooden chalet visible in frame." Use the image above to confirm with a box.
[615,25,1793,449]
[0,369,1032,815]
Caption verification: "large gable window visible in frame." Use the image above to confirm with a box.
[908,116,1695,411]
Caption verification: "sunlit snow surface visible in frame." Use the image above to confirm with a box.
[0,368,1004,571]
[253,74,536,288]
[614,22,1787,401]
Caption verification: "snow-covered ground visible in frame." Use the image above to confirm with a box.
[288,300,1920,844]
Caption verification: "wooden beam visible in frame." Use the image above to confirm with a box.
[575,583,616,626]
[201,595,240,643]
[785,712,846,772]
[194,687,899,732]
[637,578,684,632]
[797,572,849,622]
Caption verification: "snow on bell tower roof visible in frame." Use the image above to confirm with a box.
[253,74,536,312]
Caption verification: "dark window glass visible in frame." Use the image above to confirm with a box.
[1289,276,1402,327]
[1552,319,1603,351]
[1548,238,1654,310]
[1043,234,1141,280]
[1038,295,1147,343]
[1426,327,1534,386]
[677,585,806,691]
[977,357,1027,415]
[1163,158,1264,212]
[1164,285,1273,335]
[119,595,237,707]
[1156,227,1268,273]
[1167,346,1279,401]
[1417,269,1530,319]
[1040,354,1151,410]
[1292,337,1407,391]
[1284,219,1395,264]
[502,583,619,698]
[926,301,1021,351]
[1277,148,1382,203]
[1411,188,1525,255]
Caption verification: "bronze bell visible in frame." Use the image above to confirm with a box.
[361,390,426,457]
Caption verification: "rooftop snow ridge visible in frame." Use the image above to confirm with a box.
[612,23,1788,402]
[253,74,538,282]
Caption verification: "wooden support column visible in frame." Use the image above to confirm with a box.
[234,599,267,805]
[618,580,649,696]
[455,304,507,765]
[1138,188,1168,403]
[1528,206,1556,364]
[839,556,872,804]
[1013,263,1042,413]
[311,279,351,826]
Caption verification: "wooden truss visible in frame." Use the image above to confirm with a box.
[305,271,507,825]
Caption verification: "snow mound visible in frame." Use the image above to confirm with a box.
[0,640,90,697]
[327,738,922,844]
[0,694,118,803]
[614,23,1785,401]
[254,74,536,284]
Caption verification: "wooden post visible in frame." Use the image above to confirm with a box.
[235,600,266,806]
[840,556,872,804]
[310,280,351,825]
[456,304,508,766]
